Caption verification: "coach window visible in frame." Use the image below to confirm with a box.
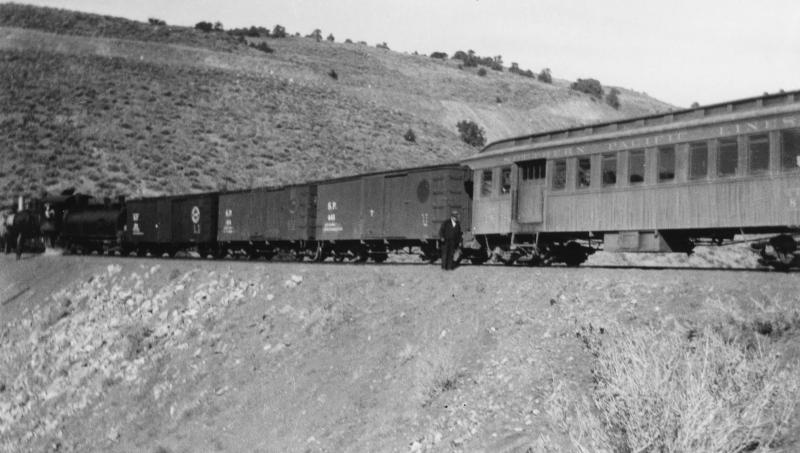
[480,169,493,197]
[577,157,591,189]
[500,167,511,195]
[521,160,546,180]
[781,128,800,171]
[748,134,770,174]
[552,159,567,190]
[628,149,645,184]
[688,141,709,179]
[601,153,617,186]
[717,137,739,177]
[658,146,676,182]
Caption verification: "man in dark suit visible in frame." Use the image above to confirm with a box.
[438,209,462,270]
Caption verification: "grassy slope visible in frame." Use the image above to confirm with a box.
[0,3,673,198]
[1,256,798,452]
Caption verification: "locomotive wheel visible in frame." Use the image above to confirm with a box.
[563,242,588,267]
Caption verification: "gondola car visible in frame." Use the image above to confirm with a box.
[124,192,219,257]
[462,90,800,268]
[314,164,473,262]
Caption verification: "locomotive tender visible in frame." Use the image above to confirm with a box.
[5,90,800,269]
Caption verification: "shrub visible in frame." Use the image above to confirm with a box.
[537,68,552,84]
[456,120,486,148]
[430,51,448,59]
[404,128,416,143]
[344,38,353,44]
[148,18,166,26]
[272,24,287,38]
[250,41,273,53]
[326,33,335,42]
[328,69,338,80]
[477,68,487,77]
[213,21,223,31]
[571,78,604,98]
[691,101,700,108]
[547,323,800,453]
[308,29,322,42]
[376,42,390,50]
[606,88,621,109]
[194,21,213,32]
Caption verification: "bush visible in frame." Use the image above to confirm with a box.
[272,24,287,38]
[509,63,535,78]
[195,21,213,32]
[344,38,353,44]
[606,88,621,109]
[328,69,338,80]
[376,42,390,50]
[477,68,487,77]
[546,323,800,453]
[456,120,486,148]
[430,51,448,60]
[326,33,335,42]
[404,129,416,143]
[571,78,604,98]
[250,41,273,53]
[148,18,166,26]
[537,68,552,84]
[308,29,322,42]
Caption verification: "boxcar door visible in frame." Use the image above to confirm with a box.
[516,159,546,223]
[362,175,385,238]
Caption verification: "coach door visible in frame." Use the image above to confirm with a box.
[362,175,385,238]
[516,159,546,223]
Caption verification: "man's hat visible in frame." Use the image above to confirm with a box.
[450,210,459,216]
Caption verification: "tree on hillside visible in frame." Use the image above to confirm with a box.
[326,33,335,42]
[272,24,287,38]
[308,29,322,42]
[148,18,166,26]
[538,68,552,84]
[606,88,621,109]
[213,21,224,31]
[457,120,486,148]
[571,78,604,98]
[430,51,448,59]
[195,21,213,32]
[376,42,390,50]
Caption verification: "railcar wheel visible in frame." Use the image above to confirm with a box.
[563,241,589,267]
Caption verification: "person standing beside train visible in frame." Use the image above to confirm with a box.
[438,210,462,270]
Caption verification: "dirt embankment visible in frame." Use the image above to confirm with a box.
[1,254,799,452]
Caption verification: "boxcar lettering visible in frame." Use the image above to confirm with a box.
[421,213,429,227]
[783,116,799,127]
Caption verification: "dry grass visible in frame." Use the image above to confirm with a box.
[546,314,800,452]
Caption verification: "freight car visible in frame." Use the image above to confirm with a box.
[461,90,800,269]
[124,192,219,257]
[217,183,316,260]
[313,164,472,262]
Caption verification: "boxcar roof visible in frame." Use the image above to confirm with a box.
[127,162,465,201]
[465,89,800,165]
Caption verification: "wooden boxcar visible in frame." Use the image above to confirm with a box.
[216,184,316,259]
[462,90,800,267]
[124,192,219,257]
[314,164,473,262]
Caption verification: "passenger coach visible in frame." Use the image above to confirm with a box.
[462,90,800,268]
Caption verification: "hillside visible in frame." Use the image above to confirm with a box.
[1,255,799,452]
[0,3,673,198]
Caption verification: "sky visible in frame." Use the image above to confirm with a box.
[17,0,800,107]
